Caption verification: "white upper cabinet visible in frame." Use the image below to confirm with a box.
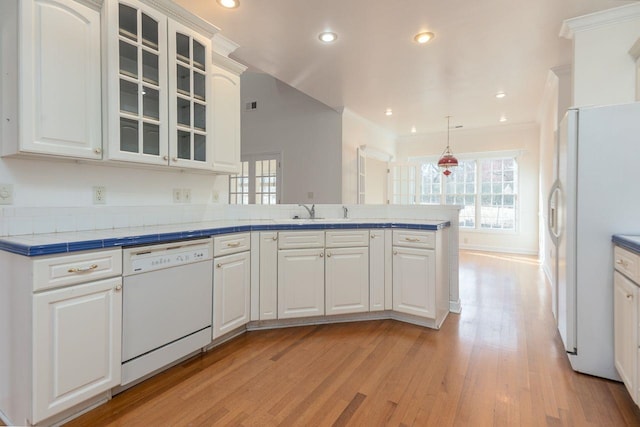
[211,61,241,173]
[105,0,168,165]
[105,0,219,170]
[1,0,102,159]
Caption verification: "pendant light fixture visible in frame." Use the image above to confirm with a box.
[437,116,459,176]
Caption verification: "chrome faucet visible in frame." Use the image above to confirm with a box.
[342,206,348,219]
[299,204,315,219]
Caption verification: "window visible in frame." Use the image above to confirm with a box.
[479,158,517,230]
[229,154,281,204]
[229,161,249,204]
[393,155,518,231]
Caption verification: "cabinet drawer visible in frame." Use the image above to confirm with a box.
[214,232,250,257]
[326,230,369,248]
[32,248,123,292]
[614,246,640,283]
[278,231,325,249]
[392,230,435,249]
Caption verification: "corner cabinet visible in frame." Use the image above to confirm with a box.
[1,0,102,159]
[104,0,215,170]
[613,245,640,406]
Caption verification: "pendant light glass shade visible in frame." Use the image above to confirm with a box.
[438,116,458,176]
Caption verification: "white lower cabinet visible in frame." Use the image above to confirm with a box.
[613,244,640,406]
[278,248,325,319]
[258,232,278,320]
[369,230,386,312]
[392,246,436,318]
[213,251,250,338]
[33,276,123,424]
[213,234,250,339]
[325,247,369,315]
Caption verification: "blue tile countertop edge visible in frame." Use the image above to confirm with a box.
[0,220,451,257]
[613,235,640,255]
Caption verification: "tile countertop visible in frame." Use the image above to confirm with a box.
[613,235,640,255]
[0,218,451,257]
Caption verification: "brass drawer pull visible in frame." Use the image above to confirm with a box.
[226,242,241,247]
[404,237,420,242]
[68,264,98,273]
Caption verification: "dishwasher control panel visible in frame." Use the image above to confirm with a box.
[122,239,213,276]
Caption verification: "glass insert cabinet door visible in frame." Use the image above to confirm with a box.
[109,0,169,164]
[168,20,212,169]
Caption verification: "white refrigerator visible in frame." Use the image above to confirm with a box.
[548,101,640,381]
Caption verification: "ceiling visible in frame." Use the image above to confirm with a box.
[175,0,636,136]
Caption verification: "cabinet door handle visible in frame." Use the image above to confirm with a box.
[371,234,378,239]
[163,155,169,161]
[616,259,629,268]
[393,250,398,255]
[172,157,178,162]
[272,236,278,241]
[319,252,324,258]
[327,252,332,257]
[627,294,634,300]
[226,242,241,247]
[404,237,420,242]
[94,147,102,154]
[68,264,98,273]
[115,284,122,291]
[216,263,222,268]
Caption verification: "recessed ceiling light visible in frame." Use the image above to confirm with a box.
[217,0,239,8]
[318,32,338,43]
[411,126,417,133]
[385,108,393,116]
[499,115,507,122]
[496,91,506,99]
[414,32,435,44]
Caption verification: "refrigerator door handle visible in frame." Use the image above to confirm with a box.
[547,180,561,245]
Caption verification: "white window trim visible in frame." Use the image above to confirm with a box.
[229,152,282,204]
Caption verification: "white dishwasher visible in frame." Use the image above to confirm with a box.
[121,238,213,385]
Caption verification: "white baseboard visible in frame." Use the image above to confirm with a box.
[460,243,538,256]
[449,299,462,314]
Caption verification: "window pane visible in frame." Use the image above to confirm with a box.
[118,4,137,41]
[119,41,138,78]
[120,118,138,153]
[142,51,159,85]
[193,40,205,70]
[176,33,190,62]
[194,134,206,161]
[177,130,190,159]
[119,79,138,114]
[142,123,159,155]
[177,98,190,126]
[194,103,206,131]
[177,65,190,95]
[193,71,205,101]
[142,86,159,119]
[141,13,158,49]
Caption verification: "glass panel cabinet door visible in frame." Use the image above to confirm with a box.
[107,0,168,164]
[168,20,212,170]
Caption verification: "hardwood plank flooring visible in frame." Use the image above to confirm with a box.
[29,251,640,425]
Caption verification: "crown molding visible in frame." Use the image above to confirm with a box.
[212,52,247,75]
[560,3,640,39]
[212,34,240,57]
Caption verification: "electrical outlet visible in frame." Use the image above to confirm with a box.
[183,188,191,203]
[0,183,13,205]
[173,188,182,203]
[93,186,106,205]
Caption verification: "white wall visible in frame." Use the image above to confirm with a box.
[240,72,343,204]
[538,66,572,282]
[0,156,229,235]
[396,123,540,255]
[562,3,640,107]
[341,108,396,204]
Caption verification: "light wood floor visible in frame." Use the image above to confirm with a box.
[51,252,640,425]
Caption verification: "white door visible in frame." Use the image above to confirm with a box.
[392,247,436,319]
[325,247,369,315]
[213,251,250,338]
[20,0,102,159]
[613,271,638,403]
[167,19,213,170]
[278,248,324,319]
[369,230,385,311]
[32,277,122,423]
[259,232,278,320]
[211,65,241,173]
